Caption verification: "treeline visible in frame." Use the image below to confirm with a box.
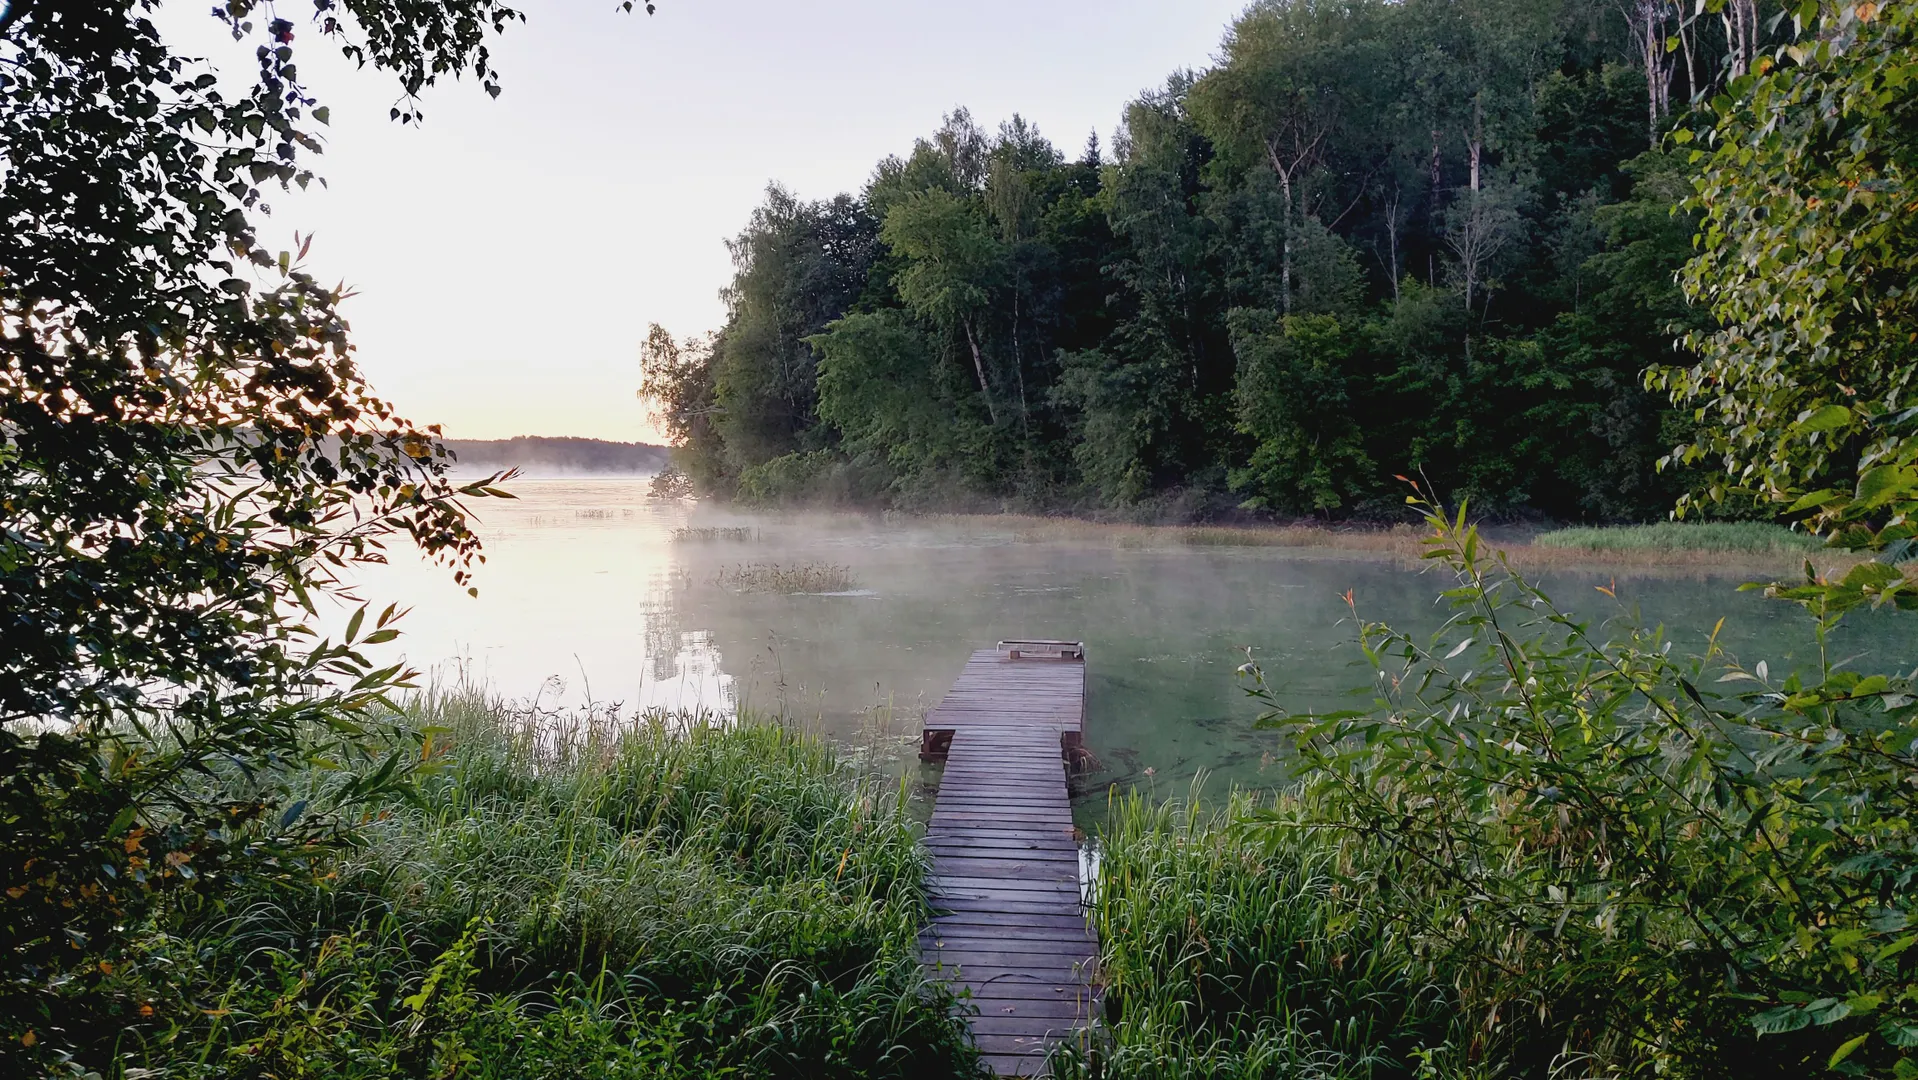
[644,0,1778,521]
[442,436,669,476]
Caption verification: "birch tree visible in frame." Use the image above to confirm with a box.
[1191,0,1381,313]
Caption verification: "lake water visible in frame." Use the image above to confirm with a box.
[353,478,1918,818]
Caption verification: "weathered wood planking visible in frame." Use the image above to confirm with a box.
[920,644,1098,1076]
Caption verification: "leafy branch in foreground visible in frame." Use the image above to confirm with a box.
[0,0,642,1067]
[1657,1,1918,562]
[1246,486,1918,1078]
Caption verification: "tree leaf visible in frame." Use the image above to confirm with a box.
[1753,1005,1812,1035]
[1799,404,1852,432]
[1828,1032,1869,1068]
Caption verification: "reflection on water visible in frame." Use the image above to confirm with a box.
[349,479,1918,818]
[356,488,737,717]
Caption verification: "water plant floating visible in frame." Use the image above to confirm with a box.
[712,561,856,594]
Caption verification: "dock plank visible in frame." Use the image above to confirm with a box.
[920,644,1097,1076]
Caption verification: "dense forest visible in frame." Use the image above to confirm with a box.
[643,0,1782,521]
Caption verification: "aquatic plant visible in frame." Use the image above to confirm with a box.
[713,561,858,594]
[672,526,761,542]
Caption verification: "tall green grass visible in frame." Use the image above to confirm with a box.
[1532,521,1820,555]
[103,691,977,1079]
[1052,790,1476,1080]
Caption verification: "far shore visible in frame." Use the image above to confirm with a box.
[914,513,1856,574]
[497,473,1863,578]
[677,500,1865,577]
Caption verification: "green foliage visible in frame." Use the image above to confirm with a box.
[639,324,727,491]
[1228,311,1374,512]
[715,189,880,468]
[1529,149,1708,516]
[1051,348,1161,505]
[1079,81,1239,503]
[27,693,976,1078]
[882,189,1007,420]
[0,0,593,1057]
[813,309,999,499]
[1247,489,1918,1077]
[1156,11,1918,1077]
[1657,2,1918,553]
[736,449,844,505]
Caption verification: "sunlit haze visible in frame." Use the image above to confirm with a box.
[157,1,1248,442]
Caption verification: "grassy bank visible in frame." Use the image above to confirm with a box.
[83,692,976,1079]
[1066,782,1855,1079]
[1053,791,1472,1080]
[1532,520,1821,556]
[924,511,1847,573]
[676,503,1853,574]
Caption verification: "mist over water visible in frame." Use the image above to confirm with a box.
[352,478,1918,820]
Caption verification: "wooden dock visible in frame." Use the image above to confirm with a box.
[919,642,1098,1077]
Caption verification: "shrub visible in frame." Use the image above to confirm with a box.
[650,464,698,499]
[737,451,843,505]
[1246,491,1918,1078]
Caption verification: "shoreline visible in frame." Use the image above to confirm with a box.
[873,510,1862,577]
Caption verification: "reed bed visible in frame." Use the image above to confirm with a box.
[713,561,858,594]
[671,526,761,543]
[105,690,976,1079]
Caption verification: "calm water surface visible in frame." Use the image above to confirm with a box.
[353,478,1918,815]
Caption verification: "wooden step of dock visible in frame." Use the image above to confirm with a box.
[920,642,1098,1077]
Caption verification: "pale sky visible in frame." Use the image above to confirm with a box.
[161,1,1249,442]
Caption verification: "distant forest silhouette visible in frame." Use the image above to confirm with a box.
[444,436,669,476]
